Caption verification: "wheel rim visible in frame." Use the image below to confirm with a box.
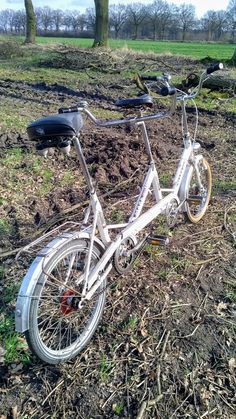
[33,243,104,358]
[187,159,211,219]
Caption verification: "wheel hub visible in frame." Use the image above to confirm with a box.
[60,289,77,315]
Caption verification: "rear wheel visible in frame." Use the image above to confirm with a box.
[25,239,106,364]
[185,157,212,223]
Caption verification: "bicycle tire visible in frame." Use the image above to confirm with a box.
[185,157,212,223]
[25,239,106,364]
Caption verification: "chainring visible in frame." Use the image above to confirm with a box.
[166,199,179,227]
[113,236,137,275]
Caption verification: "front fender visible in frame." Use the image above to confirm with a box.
[15,232,105,333]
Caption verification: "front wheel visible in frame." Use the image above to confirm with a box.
[185,157,212,223]
[25,239,106,364]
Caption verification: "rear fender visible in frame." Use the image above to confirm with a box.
[15,232,105,333]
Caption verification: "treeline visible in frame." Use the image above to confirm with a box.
[0,1,235,43]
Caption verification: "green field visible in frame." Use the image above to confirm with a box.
[0,35,235,60]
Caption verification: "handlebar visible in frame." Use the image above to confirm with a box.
[140,62,224,99]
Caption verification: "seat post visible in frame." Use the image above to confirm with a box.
[73,135,95,194]
[137,121,154,163]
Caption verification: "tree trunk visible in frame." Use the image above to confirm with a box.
[93,0,109,47]
[24,0,36,43]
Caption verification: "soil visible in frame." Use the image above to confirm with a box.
[0,52,235,419]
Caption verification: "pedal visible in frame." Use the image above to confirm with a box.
[146,235,169,246]
[187,195,203,205]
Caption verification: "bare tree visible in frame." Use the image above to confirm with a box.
[227,0,236,42]
[93,0,109,47]
[214,10,228,41]
[13,10,26,34]
[24,0,36,43]
[52,9,63,33]
[37,6,53,33]
[0,9,14,33]
[177,3,196,41]
[85,7,96,32]
[109,4,127,38]
[148,0,172,40]
[67,10,81,33]
[201,10,217,41]
[127,3,147,40]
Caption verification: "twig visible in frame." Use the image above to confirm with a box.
[194,255,220,265]
[218,393,235,411]
[155,329,166,351]
[136,395,163,419]
[156,364,161,396]
[177,324,200,339]
[224,205,236,244]
[42,379,64,406]
[200,407,218,418]
[101,384,126,409]
[169,392,193,418]
[0,247,23,258]
[160,330,170,359]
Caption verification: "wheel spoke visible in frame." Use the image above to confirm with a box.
[26,240,106,363]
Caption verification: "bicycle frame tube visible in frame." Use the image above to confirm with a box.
[73,139,194,302]
[72,98,197,301]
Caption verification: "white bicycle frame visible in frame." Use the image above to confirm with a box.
[74,95,203,304]
[15,64,224,334]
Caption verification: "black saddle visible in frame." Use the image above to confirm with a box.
[115,94,153,108]
[27,112,83,142]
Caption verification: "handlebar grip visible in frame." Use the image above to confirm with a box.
[206,62,223,75]
[160,86,176,96]
[58,106,79,114]
[140,75,160,81]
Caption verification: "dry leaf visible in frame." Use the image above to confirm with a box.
[228,357,236,373]
[216,302,228,315]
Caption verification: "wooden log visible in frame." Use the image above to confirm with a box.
[180,72,236,92]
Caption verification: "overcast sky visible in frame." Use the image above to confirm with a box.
[0,0,230,18]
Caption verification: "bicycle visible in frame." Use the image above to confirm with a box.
[15,62,223,364]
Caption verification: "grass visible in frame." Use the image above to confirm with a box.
[100,354,113,381]
[0,312,30,364]
[0,35,234,60]
[113,402,125,416]
[110,209,125,223]
[213,179,236,194]
[0,218,12,238]
[226,288,236,303]
[125,315,138,331]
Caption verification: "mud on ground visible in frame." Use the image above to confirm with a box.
[0,50,235,418]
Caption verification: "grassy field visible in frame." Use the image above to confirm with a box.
[0,35,235,60]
